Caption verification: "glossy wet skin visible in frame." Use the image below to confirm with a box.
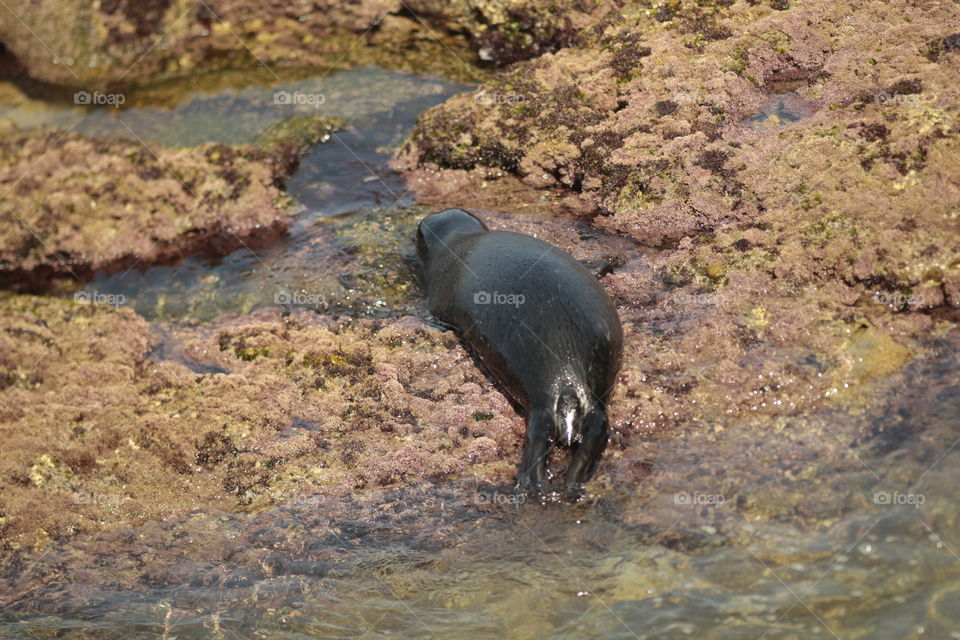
[417,209,624,496]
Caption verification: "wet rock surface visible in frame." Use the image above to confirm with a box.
[0,116,339,290]
[0,311,957,638]
[0,209,644,554]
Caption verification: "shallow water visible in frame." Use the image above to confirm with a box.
[743,91,816,129]
[0,420,960,640]
[2,68,960,640]
[2,67,467,321]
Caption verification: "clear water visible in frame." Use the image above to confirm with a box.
[743,91,816,129]
[1,69,959,640]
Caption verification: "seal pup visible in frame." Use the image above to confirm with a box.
[416,209,623,497]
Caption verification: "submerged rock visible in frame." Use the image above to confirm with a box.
[0,115,339,290]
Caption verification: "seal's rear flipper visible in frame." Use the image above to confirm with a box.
[563,407,609,498]
[517,410,555,495]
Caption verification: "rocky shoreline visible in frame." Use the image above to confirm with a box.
[0,0,958,563]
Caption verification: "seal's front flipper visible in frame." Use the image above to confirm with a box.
[517,410,554,495]
[563,407,609,498]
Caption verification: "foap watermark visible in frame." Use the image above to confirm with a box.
[874,491,925,508]
[473,290,525,308]
[871,290,937,310]
[873,91,935,106]
[674,491,725,506]
[274,90,326,107]
[286,493,326,508]
[474,91,526,106]
[74,290,126,307]
[73,490,125,508]
[74,90,126,108]
[476,490,527,506]
[274,289,324,307]
[671,291,718,306]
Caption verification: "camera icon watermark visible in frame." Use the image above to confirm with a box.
[671,291,717,306]
[674,491,725,506]
[288,494,325,507]
[74,290,126,307]
[74,90,126,108]
[473,290,525,308]
[873,491,925,508]
[274,289,324,308]
[274,91,326,107]
[872,290,923,309]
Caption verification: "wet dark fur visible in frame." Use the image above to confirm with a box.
[417,209,623,497]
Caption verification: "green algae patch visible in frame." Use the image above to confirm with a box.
[703,264,726,282]
[251,115,343,171]
[316,206,428,315]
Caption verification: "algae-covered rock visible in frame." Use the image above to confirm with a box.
[0,0,597,88]
[0,0,957,595]
[0,295,522,552]
[400,0,960,307]
[0,115,338,290]
[0,0,421,86]
[389,1,959,470]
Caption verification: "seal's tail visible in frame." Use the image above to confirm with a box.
[555,387,582,445]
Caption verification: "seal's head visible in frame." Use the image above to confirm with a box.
[417,209,487,266]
